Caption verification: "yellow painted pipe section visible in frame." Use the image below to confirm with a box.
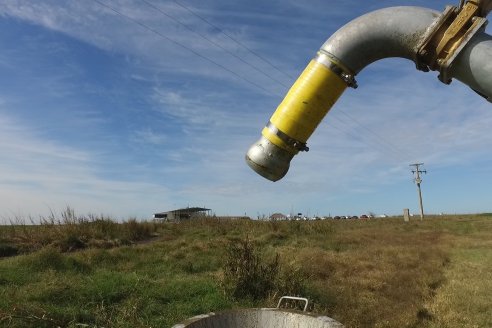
[262,58,347,153]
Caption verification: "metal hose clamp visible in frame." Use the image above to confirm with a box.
[266,121,309,152]
[315,51,358,89]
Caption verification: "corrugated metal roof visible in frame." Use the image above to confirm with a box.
[154,207,210,215]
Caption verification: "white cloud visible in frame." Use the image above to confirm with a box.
[0,0,294,95]
[1,0,491,218]
[133,127,167,145]
[0,112,173,219]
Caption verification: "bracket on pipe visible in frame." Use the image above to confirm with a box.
[416,0,490,84]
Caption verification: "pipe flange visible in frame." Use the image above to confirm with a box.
[416,1,489,84]
[438,17,488,84]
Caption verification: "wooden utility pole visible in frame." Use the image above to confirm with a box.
[410,163,426,220]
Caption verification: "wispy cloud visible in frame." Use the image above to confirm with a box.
[132,127,167,145]
[0,112,174,218]
[0,0,491,218]
[0,0,295,95]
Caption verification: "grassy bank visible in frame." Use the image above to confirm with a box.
[424,218,492,328]
[0,208,157,256]
[0,214,491,327]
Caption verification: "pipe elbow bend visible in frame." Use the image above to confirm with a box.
[246,5,492,181]
[321,6,441,75]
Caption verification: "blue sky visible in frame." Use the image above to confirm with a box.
[0,0,491,220]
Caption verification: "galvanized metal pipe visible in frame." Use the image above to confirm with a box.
[246,5,492,181]
[451,32,492,101]
[320,7,440,74]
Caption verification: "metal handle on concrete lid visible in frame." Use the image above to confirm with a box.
[277,296,309,312]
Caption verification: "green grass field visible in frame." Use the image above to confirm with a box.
[1,213,491,327]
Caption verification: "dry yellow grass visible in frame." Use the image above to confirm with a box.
[275,222,448,327]
[1,214,492,327]
[424,235,492,327]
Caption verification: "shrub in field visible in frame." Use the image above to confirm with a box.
[89,217,120,239]
[223,237,280,300]
[222,237,307,302]
[275,265,307,298]
[0,244,18,257]
[122,218,153,242]
[56,234,87,252]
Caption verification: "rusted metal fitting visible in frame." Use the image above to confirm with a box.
[416,0,491,84]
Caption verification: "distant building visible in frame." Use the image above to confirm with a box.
[270,213,287,221]
[153,207,211,222]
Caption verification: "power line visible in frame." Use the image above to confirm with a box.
[94,0,413,163]
[340,111,403,155]
[338,110,411,160]
[92,0,275,95]
[140,0,290,88]
[330,113,407,163]
[173,0,295,81]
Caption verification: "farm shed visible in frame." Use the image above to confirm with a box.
[153,207,211,222]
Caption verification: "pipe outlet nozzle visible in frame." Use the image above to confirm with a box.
[245,136,294,182]
[245,53,348,181]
